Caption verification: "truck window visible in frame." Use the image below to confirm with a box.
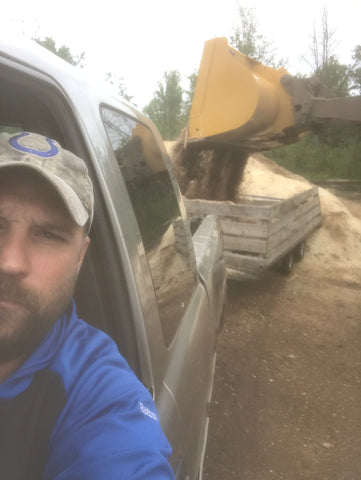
[101,107,196,345]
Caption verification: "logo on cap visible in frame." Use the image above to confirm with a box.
[9,132,59,158]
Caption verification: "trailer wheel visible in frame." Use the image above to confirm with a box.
[294,240,306,262]
[279,251,294,275]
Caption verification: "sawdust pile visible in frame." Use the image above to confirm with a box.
[166,142,361,277]
[240,154,361,275]
[238,153,313,199]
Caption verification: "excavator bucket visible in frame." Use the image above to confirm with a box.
[188,37,298,150]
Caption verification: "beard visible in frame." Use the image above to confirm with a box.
[0,271,78,364]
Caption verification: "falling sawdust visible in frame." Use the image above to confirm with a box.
[165,142,361,279]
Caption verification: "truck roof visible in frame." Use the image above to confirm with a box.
[0,34,140,119]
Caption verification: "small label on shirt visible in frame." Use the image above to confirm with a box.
[139,401,159,421]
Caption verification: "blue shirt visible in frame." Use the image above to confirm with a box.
[0,302,174,479]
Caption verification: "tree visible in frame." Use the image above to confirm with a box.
[315,56,350,97]
[183,70,198,120]
[350,45,361,94]
[307,8,350,96]
[309,7,337,72]
[230,5,286,68]
[105,72,134,104]
[143,70,185,140]
[34,36,85,67]
[270,9,360,181]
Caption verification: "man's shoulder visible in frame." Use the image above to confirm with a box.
[47,307,167,465]
[64,308,118,356]
[50,306,138,399]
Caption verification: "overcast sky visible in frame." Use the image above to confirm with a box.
[2,0,360,108]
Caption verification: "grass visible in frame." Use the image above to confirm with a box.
[267,127,361,182]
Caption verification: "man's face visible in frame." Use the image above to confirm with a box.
[0,169,90,363]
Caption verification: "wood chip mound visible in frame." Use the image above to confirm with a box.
[240,154,361,275]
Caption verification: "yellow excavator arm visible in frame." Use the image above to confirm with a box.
[188,37,361,152]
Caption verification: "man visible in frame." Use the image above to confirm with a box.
[0,132,174,479]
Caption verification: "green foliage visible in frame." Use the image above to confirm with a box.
[105,72,134,104]
[267,126,361,181]
[230,5,286,68]
[183,70,198,121]
[143,70,185,140]
[33,36,85,67]
[268,9,361,181]
[314,56,350,97]
[350,45,361,94]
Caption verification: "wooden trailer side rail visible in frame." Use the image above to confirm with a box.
[184,186,322,280]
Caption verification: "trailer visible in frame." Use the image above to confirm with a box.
[184,186,322,280]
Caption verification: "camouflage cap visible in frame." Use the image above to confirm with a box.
[0,132,94,230]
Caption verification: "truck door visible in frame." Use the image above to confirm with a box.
[100,107,217,478]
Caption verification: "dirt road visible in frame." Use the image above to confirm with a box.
[203,191,361,480]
